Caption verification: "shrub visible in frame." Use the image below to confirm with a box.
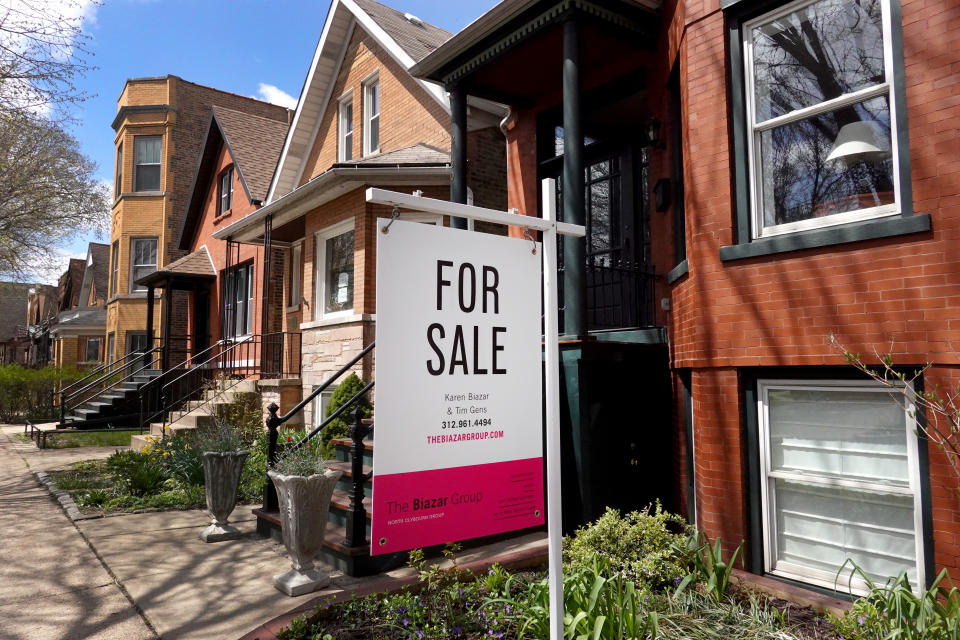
[106,450,167,496]
[319,372,372,455]
[211,386,263,443]
[0,363,84,422]
[834,565,960,640]
[563,503,693,590]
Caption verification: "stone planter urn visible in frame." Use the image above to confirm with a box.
[199,450,250,542]
[268,467,343,596]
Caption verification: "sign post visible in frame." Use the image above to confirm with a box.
[367,184,582,640]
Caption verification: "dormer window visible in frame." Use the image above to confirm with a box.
[363,75,380,156]
[338,92,354,162]
[218,166,234,214]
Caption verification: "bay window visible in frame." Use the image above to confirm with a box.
[757,379,924,594]
[744,0,899,237]
[314,221,354,320]
[129,237,157,293]
[134,136,162,192]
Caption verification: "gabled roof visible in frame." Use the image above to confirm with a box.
[178,107,289,250]
[267,0,504,204]
[0,283,32,341]
[336,142,449,167]
[136,247,216,288]
[351,0,452,62]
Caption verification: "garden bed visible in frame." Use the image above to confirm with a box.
[47,429,267,514]
[19,428,137,449]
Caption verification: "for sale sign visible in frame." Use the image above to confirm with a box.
[371,218,544,555]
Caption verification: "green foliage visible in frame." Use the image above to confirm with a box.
[834,563,960,640]
[0,363,84,422]
[42,429,134,449]
[272,439,326,477]
[319,372,372,456]
[563,503,693,590]
[239,430,269,501]
[211,387,264,443]
[674,533,744,602]
[105,450,166,496]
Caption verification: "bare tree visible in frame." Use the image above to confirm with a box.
[0,110,109,280]
[0,0,98,120]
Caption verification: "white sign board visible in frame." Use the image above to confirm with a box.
[372,218,544,554]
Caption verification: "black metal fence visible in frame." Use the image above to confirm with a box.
[559,262,658,333]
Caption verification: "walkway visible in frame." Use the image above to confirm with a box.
[0,424,154,640]
[0,424,547,639]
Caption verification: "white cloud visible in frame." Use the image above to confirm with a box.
[256,83,299,109]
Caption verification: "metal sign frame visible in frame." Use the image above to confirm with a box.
[366,181,582,640]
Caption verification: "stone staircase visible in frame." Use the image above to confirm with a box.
[129,379,260,449]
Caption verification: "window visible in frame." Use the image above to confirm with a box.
[127,332,149,354]
[115,143,123,198]
[84,337,101,362]
[287,242,302,310]
[363,76,380,156]
[106,333,115,364]
[313,384,338,430]
[338,94,354,162]
[110,241,118,297]
[218,166,233,214]
[757,379,924,594]
[129,237,157,293]
[223,263,254,338]
[314,221,354,320]
[134,136,162,192]
[744,0,899,238]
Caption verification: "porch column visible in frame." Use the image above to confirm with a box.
[449,84,468,229]
[562,18,586,338]
[144,285,155,368]
[161,283,172,373]
[261,215,273,374]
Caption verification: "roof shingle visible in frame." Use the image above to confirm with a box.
[212,106,290,203]
[352,0,452,62]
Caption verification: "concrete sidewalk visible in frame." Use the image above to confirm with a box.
[0,424,154,640]
[3,423,548,639]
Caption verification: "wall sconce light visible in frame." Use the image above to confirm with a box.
[645,117,665,150]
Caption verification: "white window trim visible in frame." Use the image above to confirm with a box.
[742,0,902,239]
[399,212,442,225]
[225,263,255,339]
[313,383,339,430]
[362,71,380,157]
[286,240,303,312]
[133,135,162,192]
[314,219,355,322]
[757,378,925,595]
[218,166,234,214]
[129,236,158,293]
[338,90,354,163]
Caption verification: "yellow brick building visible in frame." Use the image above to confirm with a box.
[107,76,290,363]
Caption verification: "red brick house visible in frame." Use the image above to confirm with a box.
[413,0,959,595]
[213,0,507,431]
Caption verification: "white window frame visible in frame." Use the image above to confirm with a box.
[743,0,901,239]
[286,241,303,312]
[399,212,442,226]
[362,72,380,157]
[314,219,355,321]
[313,384,338,431]
[218,166,233,214]
[133,135,162,192]
[338,91,354,162]
[757,378,924,595]
[224,262,255,339]
[129,237,158,293]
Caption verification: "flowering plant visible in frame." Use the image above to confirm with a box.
[196,421,245,454]
[271,436,326,476]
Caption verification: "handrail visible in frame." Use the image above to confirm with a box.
[64,346,162,411]
[288,381,374,453]
[68,350,162,412]
[261,340,376,513]
[59,347,150,396]
[161,336,252,394]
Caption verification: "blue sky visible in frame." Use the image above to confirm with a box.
[52,0,496,281]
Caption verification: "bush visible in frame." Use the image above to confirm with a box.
[318,372,372,455]
[211,386,263,443]
[0,363,84,422]
[563,503,693,590]
[105,450,167,496]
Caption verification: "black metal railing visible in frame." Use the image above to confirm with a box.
[59,347,163,424]
[263,341,375,549]
[559,262,658,333]
[57,342,159,423]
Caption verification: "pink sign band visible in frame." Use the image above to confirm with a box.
[371,457,545,556]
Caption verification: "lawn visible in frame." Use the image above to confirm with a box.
[42,429,137,448]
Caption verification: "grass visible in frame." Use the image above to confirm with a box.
[43,429,137,449]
